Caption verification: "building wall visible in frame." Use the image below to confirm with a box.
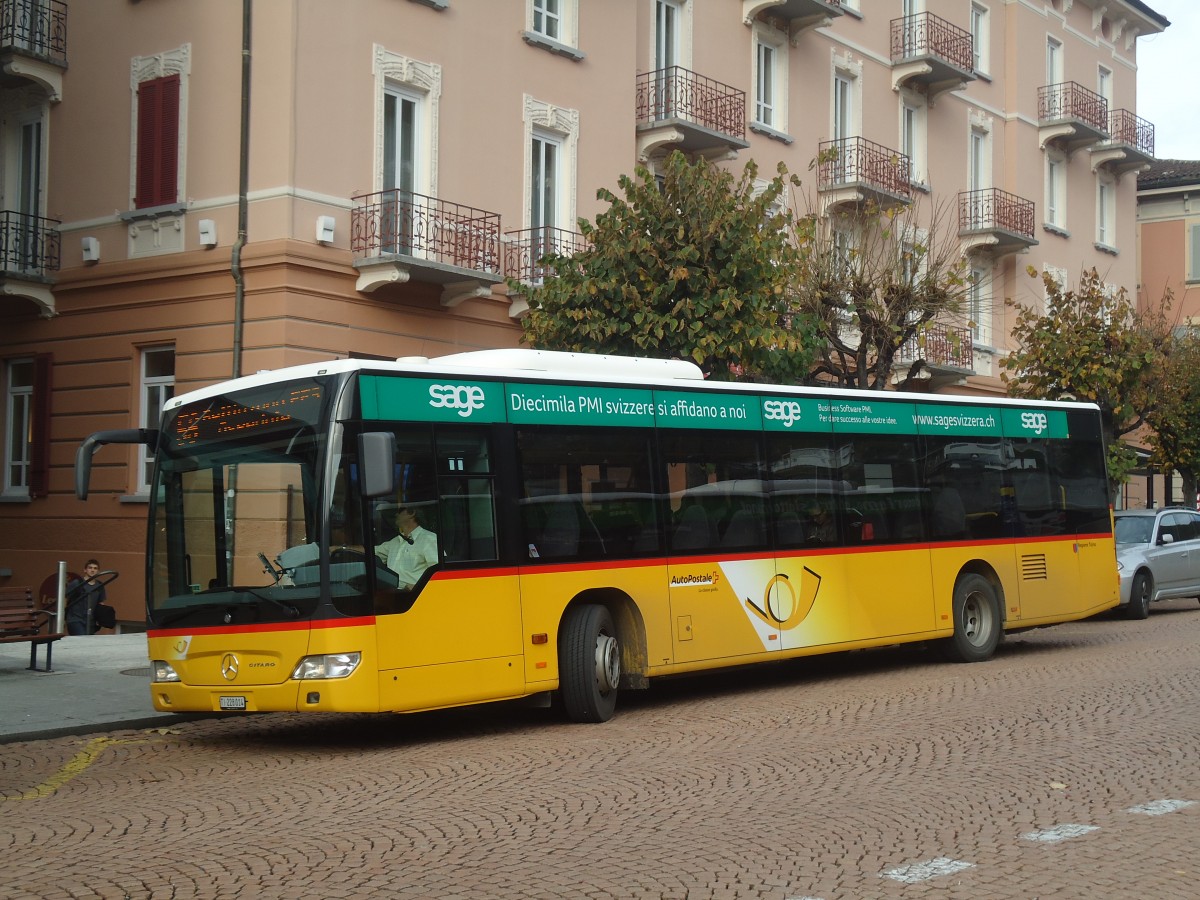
[0,0,1167,623]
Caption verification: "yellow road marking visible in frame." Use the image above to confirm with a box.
[2,736,153,801]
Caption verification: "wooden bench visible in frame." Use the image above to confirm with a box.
[0,586,66,672]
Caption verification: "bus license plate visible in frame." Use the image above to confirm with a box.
[218,696,247,711]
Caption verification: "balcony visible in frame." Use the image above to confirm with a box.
[0,0,67,101]
[0,210,60,316]
[1092,109,1155,176]
[742,0,843,39]
[1038,81,1109,154]
[351,190,503,306]
[895,323,974,386]
[890,12,975,103]
[635,67,749,162]
[503,226,588,318]
[816,137,912,211]
[958,188,1038,257]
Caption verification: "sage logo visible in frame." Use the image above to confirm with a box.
[429,383,486,418]
[1020,411,1049,435]
[763,399,804,428]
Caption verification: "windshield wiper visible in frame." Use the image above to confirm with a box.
[231,587,302,620]
[156,602,224,629]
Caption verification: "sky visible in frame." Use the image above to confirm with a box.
[1135,0,1200,160]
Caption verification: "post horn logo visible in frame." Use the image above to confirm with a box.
[220,653,240,681]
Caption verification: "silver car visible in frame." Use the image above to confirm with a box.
[1114,508,1200,619]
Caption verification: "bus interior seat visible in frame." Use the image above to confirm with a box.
[537,501,581,558]
[776,511,805,545]
[722,508,764,547]
[672,504,715,551]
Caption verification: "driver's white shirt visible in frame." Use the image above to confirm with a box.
[374,526,439,589]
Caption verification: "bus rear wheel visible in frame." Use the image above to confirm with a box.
[943,573,1001,663]
[560,604,620,723]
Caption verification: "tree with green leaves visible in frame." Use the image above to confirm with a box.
[1144,328,1200,505]
[517,151,819,382]
[788,196,973,391]
[1000,267,1172,493]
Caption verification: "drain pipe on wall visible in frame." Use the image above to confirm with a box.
[231,0,252,380]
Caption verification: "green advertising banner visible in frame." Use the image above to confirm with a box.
[360,376,507,423]
[655,391,762,430]
[1000,407,1070,440]
[361,374,1073,440]
[505,383,656,426]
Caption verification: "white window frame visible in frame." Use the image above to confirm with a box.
[968,125,990,192]
[652,0,692,72]
[752,23,787,134]
[526,0,580,53]
[3,358,32,496]
[831,54,862,142]
[373,46,441,196]
[1096,173,1115,250]
[970,3,990,75]
[969,265,991,347]
[1097,65,1113,106]
[1046,36,1063,85]
[522,95,578,233]
[1189,223,1200,283]
[1045,151,1066,231]
[900,91,927,187]
[138,346,175,493]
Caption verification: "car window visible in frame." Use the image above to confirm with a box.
[1159,513,1190,543]
[1114,516,1152,545]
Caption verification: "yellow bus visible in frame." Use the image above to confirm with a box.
[76,349,1117,722]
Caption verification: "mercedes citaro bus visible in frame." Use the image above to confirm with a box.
[76,349,1117,722]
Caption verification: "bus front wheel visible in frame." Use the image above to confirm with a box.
[944,573,1001,663]
[560,604,620,723]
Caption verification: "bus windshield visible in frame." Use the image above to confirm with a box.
[147,375,366,627]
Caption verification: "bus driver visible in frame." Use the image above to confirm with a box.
[374,506,439,590]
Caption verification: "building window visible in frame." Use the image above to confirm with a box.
[755,39,775,127]
[900,94,926,186]
[3,355,49,498]
[968,126,989,191]
[524,0,581,57]
[1097,65,1113,106]
[532,0,560,40]
[1189,224,1200,282]
[1046,37,1063,84]
[522,95,579,236]
[1045,152,1066,231]
[373,46,441,196]
[752,24,787,135]
[135,74,180,209]
[139,347,175,492]
[969,266,991,346]
[970,3,989,74]
[1096,174,1115,249]
[652,0,692,71]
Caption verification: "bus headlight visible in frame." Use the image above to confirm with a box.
[151,660,181,683]
[292,652,361,680]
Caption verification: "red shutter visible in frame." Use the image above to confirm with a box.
[29,353,52,498]
[135,74,180,209]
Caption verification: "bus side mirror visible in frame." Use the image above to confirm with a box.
[358,432,396,498]
[75,429,159,500]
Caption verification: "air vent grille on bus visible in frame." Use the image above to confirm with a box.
[1020,554,1049,581]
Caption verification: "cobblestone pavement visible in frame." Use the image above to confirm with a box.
[3,600,1199,899]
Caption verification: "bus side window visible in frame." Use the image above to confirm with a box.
[435,427,498,562]
[660,430,766,554]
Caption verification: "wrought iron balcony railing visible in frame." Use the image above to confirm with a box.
[351,189,501,275]
[636,66,746,141]
[0,0,67,66]
[504,226,588,286]
[1107,108,1154,156]
[898,323,973,371]
[890,11,973,73]
[1038,81,1108,134]
[817,137,912,200]
[0,210,60,277]
[958,188,1035,240]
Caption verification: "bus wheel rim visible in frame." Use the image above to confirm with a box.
[963,591,988,646]
[595,633,620,694]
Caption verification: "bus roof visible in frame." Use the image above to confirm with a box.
[165,348,1099,413]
